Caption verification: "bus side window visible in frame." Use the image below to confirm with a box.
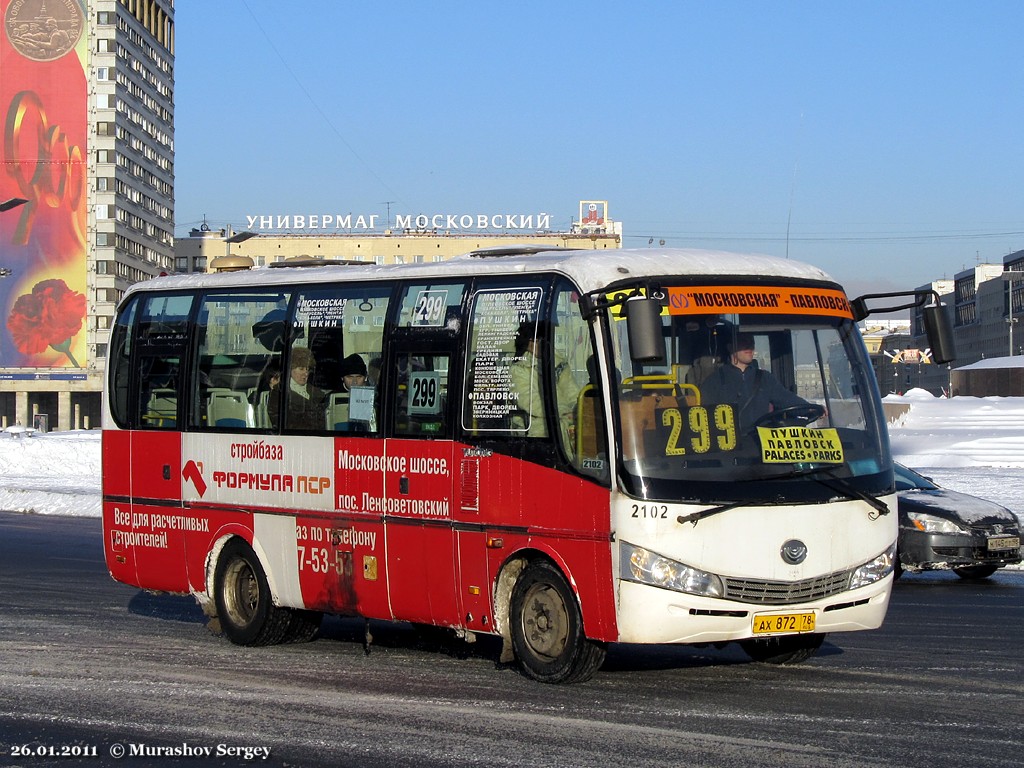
[190,291,290,431]
[134,294,192,430]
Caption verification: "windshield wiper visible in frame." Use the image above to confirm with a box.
[677,499,771,526]
[806,473,888,520]
[676,466,890,525]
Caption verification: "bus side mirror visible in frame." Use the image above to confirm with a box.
[626,297,666,363]
[923,303,956,364]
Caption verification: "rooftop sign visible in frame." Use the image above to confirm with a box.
[245,212,553,233]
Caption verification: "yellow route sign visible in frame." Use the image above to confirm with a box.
[757,426,844,464]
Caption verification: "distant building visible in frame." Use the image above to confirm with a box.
[907,252,1024,396]
[175,201,623,274]
[0,0,174,430]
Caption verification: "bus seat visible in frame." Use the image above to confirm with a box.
[207,390,251,428]
[253,389,271,429]
[620,391,679,461]
[687,356,719,386]
[145,388,177,427]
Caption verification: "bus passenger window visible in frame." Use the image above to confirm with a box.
[327,354,376,433]
[134,294,192,430]
[270,346,327,432]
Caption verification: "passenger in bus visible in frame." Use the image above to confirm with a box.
[339,354,368,391]
[510,321,580,440]
[327,354,372,432]
[269,347,327,431]
[701,332,812,432]
[249,360,281,406]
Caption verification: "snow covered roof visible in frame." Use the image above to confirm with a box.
[126,247,839,300]
[956,356,1024,370]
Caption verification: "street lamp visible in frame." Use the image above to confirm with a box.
[1002,271,1024,356]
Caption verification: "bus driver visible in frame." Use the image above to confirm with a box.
[702,332,815,432]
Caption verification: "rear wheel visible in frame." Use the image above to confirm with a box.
[953,564,999,580]
[214,539,291,646]
[282,609,323,643]
[740,633,825,664]
[510,561,606,684]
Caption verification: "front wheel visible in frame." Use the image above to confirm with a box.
[953,564,999,580]
[214,539,291,646]
[740,633,825,664]
[510,561,606,684]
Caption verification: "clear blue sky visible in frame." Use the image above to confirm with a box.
[173,1,1024,296]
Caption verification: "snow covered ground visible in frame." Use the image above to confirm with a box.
[1,389,1022,536]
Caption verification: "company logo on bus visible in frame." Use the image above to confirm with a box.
[781,539,808,565]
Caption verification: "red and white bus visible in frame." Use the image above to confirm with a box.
[102,246,952,683]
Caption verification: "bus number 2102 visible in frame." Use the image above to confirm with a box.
[631,503,668,519]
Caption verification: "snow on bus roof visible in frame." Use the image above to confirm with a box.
[125,247,837,298]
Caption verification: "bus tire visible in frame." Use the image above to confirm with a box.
[282,609,323,643]
[509,561,606,684]
[740,633,825,664]
[214,538,291,646]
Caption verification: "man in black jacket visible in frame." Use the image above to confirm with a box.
[702,332,811,433]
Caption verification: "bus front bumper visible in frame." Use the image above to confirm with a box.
[614,576,893,645]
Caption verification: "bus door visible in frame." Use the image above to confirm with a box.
[110,293,192,592]
[382,283,464,626]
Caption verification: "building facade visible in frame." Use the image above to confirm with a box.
[0,0,174,431]
[903,253,1024,396]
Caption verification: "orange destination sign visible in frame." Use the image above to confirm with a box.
[667,286,853,319]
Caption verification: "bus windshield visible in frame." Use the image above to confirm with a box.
[609,286,891,505]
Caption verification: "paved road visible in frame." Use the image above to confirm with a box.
[1,511,1021,768]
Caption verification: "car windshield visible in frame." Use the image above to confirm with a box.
[607,284,892,505]
[894,463,938,491]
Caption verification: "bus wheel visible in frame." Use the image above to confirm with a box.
[282,610,323,644]
[214,539,291,646]
[510,561,606,684]
[740,633,824,664]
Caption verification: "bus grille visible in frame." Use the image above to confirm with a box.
[722,570,852,605]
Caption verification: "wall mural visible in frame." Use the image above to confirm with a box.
[0,0,88,370]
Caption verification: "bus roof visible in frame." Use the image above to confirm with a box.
[125,247,839,299]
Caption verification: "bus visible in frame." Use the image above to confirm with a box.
[102,246,953,683]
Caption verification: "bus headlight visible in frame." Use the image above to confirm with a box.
[849,543,897,590]
[620,542,725,598]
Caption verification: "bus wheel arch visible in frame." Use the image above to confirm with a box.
[500,554,606,683]
[212,536,292,646]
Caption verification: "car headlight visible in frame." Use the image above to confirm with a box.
[620,542,724,598]
[906,511,968,535]
[849,543,896,590]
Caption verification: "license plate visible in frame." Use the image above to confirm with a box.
[987,536,1020,552]
[752,611,816,635]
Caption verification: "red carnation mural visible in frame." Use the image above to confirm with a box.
[6,279,86,367]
